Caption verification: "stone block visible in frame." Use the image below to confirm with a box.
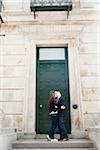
[82,88,100,101]
[0,55,25,66]
[81,77,100,88]
[79,43,98,54]
[0,45,26,55]
[0,89,24,101]
[0,66,25,77]
[80,65,99,76]
[0,78,25,89]
[84,114,100,129]
[0,102,23,114]
[79,54,99,65]
[83,101,100,113]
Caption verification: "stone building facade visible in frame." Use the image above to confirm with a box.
[0,0,100,140]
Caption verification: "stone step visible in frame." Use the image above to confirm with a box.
[17,132,35,140]
[35,133,86,139]
[12,148,96,150]
[17,132,86,140]
[12,139,94,149]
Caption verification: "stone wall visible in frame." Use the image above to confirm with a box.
[78,20,100,130]
[0,25,26,130]
[0,0,100,132]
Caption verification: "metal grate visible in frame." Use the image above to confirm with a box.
[30,0,72,18]
[30,0,72,7]
[0,0,4,23]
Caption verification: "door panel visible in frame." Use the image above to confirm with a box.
[36,60,71,134]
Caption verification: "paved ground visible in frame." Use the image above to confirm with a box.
[12,148,96,150]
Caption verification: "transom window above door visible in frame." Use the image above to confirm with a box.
[39,48,65,60]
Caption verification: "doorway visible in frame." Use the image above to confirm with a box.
[36,47,71,134]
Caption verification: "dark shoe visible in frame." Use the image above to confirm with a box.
[58,138,61,141]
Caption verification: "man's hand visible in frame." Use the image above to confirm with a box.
[61,105,66,110]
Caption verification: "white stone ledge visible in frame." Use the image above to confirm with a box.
[86,126,100,150]
[1,8,99,23]
[0,131,17,150]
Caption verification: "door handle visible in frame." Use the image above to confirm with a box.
[39,104,43,108]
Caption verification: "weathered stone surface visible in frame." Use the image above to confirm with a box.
[83,101,100,113]
[0,55,25,66]
[2,0,24,11]
[1,115,23,129]
[79,54,99,65]
[87,127,100,150]
[0,45,26,55]
[80,33,98,43]
[0,89,24,101]
[82,23,100,33]
[0,132,17,150]
[0,78,25,89]
[80,0,100,9]
[84,114,100,129]
[0,66,25,77]
[0,102,23,114]
[82,88,100,101]
[79,44,99,54]
[81,77,100,88]
[80,65,99,77]
[0,35,24,45]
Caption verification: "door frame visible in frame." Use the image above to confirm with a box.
[24,39,83,135]
[36,47,71,134]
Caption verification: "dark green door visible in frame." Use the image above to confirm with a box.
[36,48,71,134]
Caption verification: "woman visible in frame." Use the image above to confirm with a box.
[47,90,58,142]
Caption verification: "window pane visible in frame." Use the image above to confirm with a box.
[39,48,65,60]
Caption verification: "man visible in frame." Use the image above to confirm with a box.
[55,91,69,141]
